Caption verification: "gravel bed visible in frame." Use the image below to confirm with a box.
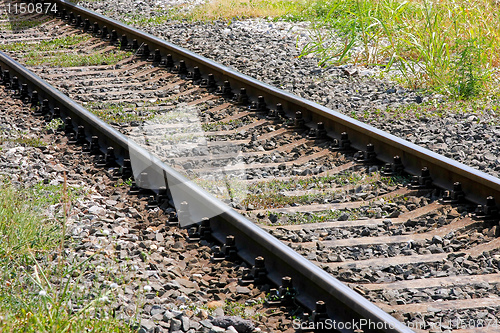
[275,210,490,245]
[366,283,500,304]
[264,191,446,228]
[0,96,307,332]
[77,0,500,179]
[327,249,500,284]
[407,307,500,331]
[291,229,494,262]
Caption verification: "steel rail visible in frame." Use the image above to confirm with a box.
[0,48,412,332]
[40,0,500,205]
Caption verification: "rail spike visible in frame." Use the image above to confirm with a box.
[187,217,212,242]
[286,111,305,129]
[442,181,465,204]
[475,196,499,221]
[250,95,268,112]
[232,87,249,105]
[381,155,404,176]
[299,301,329,333]
[410,167,433,189]
[266,276,297,307]
[239,256,267,286]
[356,143,377,164]
[211,235,237,262]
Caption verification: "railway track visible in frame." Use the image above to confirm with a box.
[1,1,500,332]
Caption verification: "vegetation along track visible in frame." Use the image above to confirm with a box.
[1,0,500,332]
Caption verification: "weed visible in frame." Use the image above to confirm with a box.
[298,0,498,97]
[11,136,46,147]
[268,209,358,225]
[222,300,263,320]
[114,177,133,187]
[0,132,45,147]
[88,103,155,124]
[449,39,492,99]
[0,180,130,332]
[44,118,64,132]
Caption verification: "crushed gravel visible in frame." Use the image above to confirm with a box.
[77,0,500,180]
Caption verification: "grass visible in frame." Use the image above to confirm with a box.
[266,208,360,225]
[157,0,354,22]
[22,50,131,67]
[184,0,309,21]
[0,22,131,68]
[45,118,64,132]
[174,0,499,98]
[249,172,365,192]
[120,12,174,26]
[199,299,265,321]
[263,192,408,225]
[0,180,131,332]
[5,136,46,148]
[297,0,498,98]
[87,102,156,124]
[0,17,52,31]
[367,97,500,125]
[0,35,90,53]
[0,129,46,148]
[192,170,408,210]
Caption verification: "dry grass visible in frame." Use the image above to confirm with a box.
[187,0,308,20]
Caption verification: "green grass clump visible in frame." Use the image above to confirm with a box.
[267,209,360,225]
[87,102,155,124]
[376,97,500,124]
[0,17,51,31]
[0,35,90,53]
[0,184,60,256]
[0,128,46,147]
[120,12,174,26]
[22,50,131,67]
[242,192,330,209]
[298,0,498,98]
[7,136,46,147]
[250,172,365,192]
[201,119,245,132]
[0,181,131,332]
[183,0,309,21]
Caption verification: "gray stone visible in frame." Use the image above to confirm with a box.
[181,316,190,331]
[209,327,226,333]
[150,305,164,316]
[337,213,349,221]
[170,318,182,331]
[236,286,251,295]
[211,316,255,333]
[200,320,214,328]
